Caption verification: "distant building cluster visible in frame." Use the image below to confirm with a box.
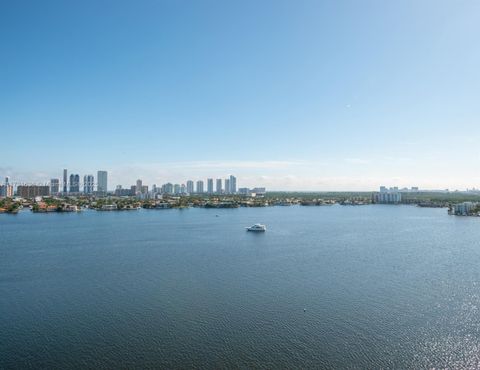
[0,169,109,199]
[452,202,477,216]
[373,186,402,204]
[0,168,268,200]
[61,169,108,195]
[113,175,253,199]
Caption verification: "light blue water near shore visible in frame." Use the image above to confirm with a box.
[2,205,480,368]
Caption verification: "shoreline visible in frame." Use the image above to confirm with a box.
[3,191,480,216]
[2,203,466,218]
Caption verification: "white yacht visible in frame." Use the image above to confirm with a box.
[246,224,267,232]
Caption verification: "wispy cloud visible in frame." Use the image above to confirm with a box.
[344,158,371,165]
[383,156,412,164]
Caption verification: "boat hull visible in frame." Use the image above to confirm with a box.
[246,227,266,232]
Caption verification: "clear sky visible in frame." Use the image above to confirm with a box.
[1,0,479,190]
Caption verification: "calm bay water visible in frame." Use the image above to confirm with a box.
[2,205,480,368]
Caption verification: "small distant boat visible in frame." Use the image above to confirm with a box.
[246,224,266,232]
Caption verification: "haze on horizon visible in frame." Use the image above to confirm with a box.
[1,0,479,191]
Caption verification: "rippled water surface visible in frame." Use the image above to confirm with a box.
[2,205,480,368]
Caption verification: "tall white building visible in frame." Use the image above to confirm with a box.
[70,174,80,193]
[207,178,213,194]
[229,175,237,194]
[186,180,194,194]
[186,180,194,193]
[216,179,222,194]
[50,178,60,194]
[97,170,108,193]
[63,169,68,193]
[162,183,173,194]
[224,178,230,194]
[84,175,95,194]
[196,180,204,193]
[136,179,143,194]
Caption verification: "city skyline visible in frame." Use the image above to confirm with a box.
[5,166,480,196]
[2,1,480,190]
[1,163,479,192]
[1,168,247,195]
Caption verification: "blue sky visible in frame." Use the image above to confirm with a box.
[1,0,479,190]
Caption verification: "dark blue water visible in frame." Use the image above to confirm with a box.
[2,205,480,368]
